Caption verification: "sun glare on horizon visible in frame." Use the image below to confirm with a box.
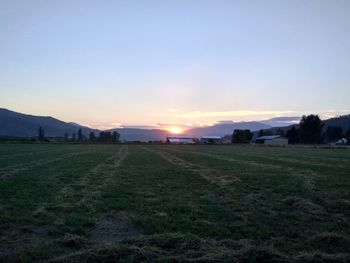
[167,126,184,134]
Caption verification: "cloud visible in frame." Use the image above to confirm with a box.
[87,122,122,130]
[215,120,235,124]
[319,110,350,119]
[166,108,181,113]
[174,110,295,119]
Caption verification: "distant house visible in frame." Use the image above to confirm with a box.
[200,136,223,144]
[166,135,196,144]
[335,138,348,145]
[255,135,288,146]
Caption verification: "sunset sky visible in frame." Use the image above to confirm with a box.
[1,0,349,130]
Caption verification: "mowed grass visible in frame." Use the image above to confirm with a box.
[0,144,350,262]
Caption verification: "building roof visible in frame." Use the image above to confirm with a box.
[256,135,282,140]
[201,136,222,139]
[167,135,192,139]
[168,138,195,143]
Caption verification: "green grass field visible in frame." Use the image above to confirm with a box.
[0,144,350,262]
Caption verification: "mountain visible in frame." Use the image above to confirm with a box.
[323,115,350,131]
[185,121,272,137]
[0,108,99,138]
[108,128,168,141]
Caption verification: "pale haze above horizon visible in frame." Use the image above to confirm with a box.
[1,0,349,130]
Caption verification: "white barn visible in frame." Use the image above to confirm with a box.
[166,135,196,144]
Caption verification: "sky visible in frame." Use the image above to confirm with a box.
[0,0,349,130]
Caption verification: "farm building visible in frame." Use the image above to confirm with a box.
[166,135,196,144]
[335,138,348,145]
[200,136,223,144]
[255,135,288,146]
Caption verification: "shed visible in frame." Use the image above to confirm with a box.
[255,135,288,146]
[200,136,223,144]
[335,138,348,145]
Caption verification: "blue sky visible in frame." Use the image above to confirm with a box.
[0,0,349,129]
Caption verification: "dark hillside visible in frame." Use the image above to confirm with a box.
[0,108,99,137]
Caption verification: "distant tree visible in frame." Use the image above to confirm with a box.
[286,126,299,144]
[99,131,104,141]
[345,127,350,144]
[64,132,69,141]
[345,127,350,138]
[246,130,253,142]
[276,128,286,137]
[258,129,273,137]
[38,126,45,141]
[299,115,324,144]
[72,133,76,141]
[98,131,113,142]
[77,128,84,141]
[112,131,120,142]
[264,130,273,136]
[232,129,253,144]
[320,132,326,144]
[105,132,112,141]
[89,132,96,141]
[326,126,343,142]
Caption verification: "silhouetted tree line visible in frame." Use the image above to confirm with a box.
[93,131,120,142]
[286,126,299,144]
[61,129,120,143]
[231,114,350,145]
[326,126,343,142]
[231,129,253,144]
[284,114,350,144]
[258,129,273,137]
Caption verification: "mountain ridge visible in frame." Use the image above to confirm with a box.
[0,108,99,138]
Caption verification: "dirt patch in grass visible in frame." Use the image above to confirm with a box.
[87,212,142,244]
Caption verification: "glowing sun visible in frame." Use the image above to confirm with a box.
[167,126,183,134]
